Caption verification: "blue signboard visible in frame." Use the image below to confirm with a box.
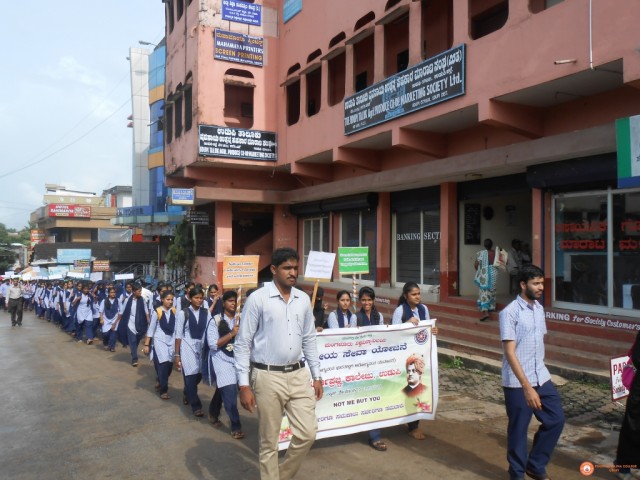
[117,205,153,217]
[344,44,466,135]
[214,29,264,67]
[283,0,302,23]
[171,188,195,205]
[57,249,92,264]
[222,0,261,26]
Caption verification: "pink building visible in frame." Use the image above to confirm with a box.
[163,0,640,373]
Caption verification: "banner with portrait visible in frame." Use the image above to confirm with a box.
[278,320,438,449]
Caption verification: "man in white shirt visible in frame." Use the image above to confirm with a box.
[7,278,24,326]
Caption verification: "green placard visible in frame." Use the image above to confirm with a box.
[338,247,369,274]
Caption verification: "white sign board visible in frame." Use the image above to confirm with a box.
[90,272,104,282]
[610,354,631,401]
[49,274,63,280]
[115,273,135,280]
[304,251,336,281]
[67,271,87,279]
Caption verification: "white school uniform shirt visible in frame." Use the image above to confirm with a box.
[327,310,358,329]
[63,289,74,316]
[42,289,54,309]
[206,313,237,389]
[175,306,210,376]
[118,293,131,312]
[75,294,93,323]
[99,298,120,333]
[148,308,177,363]
[127,297,141,335]
[0,283,8,298]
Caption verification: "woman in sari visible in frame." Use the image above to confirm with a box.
[474,238,498,321]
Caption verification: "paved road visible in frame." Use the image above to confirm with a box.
[0,310,625,479]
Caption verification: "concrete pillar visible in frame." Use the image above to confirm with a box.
[373,25,385,84]
[408,0,423,66]
[274,205,298,250]
[439,182,458,301]
[321,60,329,109]
[215,201,233,285]
[345,44,355,97]
[452,0,470,46]
[377,192,391,286]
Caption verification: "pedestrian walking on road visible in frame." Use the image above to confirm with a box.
[235,248,323,480]
[392,282,438,441]
[206,290,244,439]
[143,290,176,400]
[116,283,149,366]
[99,287,120,352]
[175,286,210,417]
[73,284,94,343]
[356,286,388,452]
[7,277,24,326]
[499,264,565,480]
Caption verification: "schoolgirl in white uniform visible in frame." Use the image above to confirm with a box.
[99,287,120,352]
[143,291,176,399]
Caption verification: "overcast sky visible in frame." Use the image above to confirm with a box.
[0,1,165,230]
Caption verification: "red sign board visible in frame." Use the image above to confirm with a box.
[92,260,110,272]
[30,230,45,246]
[48,204,91,218]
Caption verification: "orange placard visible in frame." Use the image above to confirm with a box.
[222,255,259,289]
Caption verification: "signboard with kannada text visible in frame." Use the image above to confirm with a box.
[222,255,259,288]
[222,0,261,26]
[214,29,264,67]
[344,44,465,135]
[338,247,369,275]
[304,251,336,281]
[92,260,110,272]
[278,321,438,448]
[171,188,195,205]
[186,210,210,225]
[48,204,91,218]
[199,125,277,161]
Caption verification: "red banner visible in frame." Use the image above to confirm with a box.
[47,204,91,218]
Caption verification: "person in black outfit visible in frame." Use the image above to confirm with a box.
[614,330,640,479]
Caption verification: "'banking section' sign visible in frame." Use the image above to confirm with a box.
[344,44,465,135]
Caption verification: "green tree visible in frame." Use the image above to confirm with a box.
[166,220,194,273]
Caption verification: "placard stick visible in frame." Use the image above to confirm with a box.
[235,286,243,321]
[310,280,320,307]
[351,274,358,313]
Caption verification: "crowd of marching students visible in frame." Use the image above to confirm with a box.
[2,277,249,439]
[3,276,438,447]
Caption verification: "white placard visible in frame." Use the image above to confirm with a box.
[90,272,103,282]
[67,271,86,279]
[611,354,631,401]
[21,274,32,281]
[49,274,63,280]
[115,273,135,280]
[304,251,336,281]
[4,271,14,278]
[31,266,41,273]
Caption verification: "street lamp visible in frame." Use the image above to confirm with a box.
[138,40,157,47]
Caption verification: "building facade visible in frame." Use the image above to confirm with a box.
[162,0,640,359]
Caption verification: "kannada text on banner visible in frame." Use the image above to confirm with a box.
[278,321,438,449]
